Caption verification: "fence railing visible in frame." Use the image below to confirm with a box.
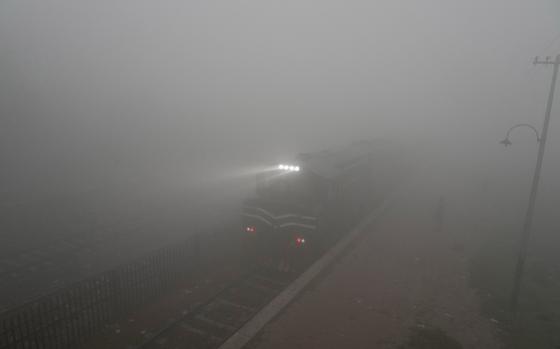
[0,235,201,349]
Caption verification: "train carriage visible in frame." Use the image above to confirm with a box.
[241,140,402,270]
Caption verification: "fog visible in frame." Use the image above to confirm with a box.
[1,0,560,318]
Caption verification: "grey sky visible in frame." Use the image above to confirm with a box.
[1,0,559,200]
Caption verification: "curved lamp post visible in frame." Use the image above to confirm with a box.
[499,124,541,146]
[503,54,559,317]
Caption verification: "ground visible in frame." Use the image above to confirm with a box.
[246,185,502,349]
[77,170,532,348]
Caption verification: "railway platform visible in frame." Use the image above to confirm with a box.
[77,178,504,349]
[242,189,502,349]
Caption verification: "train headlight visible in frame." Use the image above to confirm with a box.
[295,236,306,246]
[277,164,300,172]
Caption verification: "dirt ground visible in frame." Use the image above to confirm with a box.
[247,187,503,349]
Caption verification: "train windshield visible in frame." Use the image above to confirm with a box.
[255,172,324,208]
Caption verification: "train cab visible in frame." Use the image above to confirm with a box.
[241,140,402,271]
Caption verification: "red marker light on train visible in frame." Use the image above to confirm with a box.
[246,226,256,233]
[295,236,306,246]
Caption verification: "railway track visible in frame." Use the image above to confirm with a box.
[136,268,296,349]
[133,207,387,349]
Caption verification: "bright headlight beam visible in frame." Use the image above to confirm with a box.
[277,164,301,172]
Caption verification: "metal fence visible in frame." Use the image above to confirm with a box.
[0,235,201,349]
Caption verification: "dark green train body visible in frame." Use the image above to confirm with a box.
[241,140,403,269]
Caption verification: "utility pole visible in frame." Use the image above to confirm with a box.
[510,54,560,315]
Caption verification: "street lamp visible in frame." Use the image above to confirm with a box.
[499,124,541,147]
[502,54,559,317]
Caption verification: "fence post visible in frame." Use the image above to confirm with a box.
[108,269,122,319]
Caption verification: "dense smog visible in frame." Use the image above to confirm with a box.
[1,1,559,348]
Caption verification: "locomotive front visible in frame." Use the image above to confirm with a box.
[241,163,325,269]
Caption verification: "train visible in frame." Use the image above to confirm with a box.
[241,140,405,270]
